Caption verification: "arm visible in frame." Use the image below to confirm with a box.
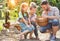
[47,7,59,19]
[47,16,59,19]
[22,18,28,25]
[42,7,60,19]
[28,14,32,25]
[19,12,28,25]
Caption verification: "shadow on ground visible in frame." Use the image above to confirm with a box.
[56,38,60,41]
[20,38,60,41]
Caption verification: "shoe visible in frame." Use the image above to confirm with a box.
[50,33,56,41]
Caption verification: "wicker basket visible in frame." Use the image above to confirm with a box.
[36,17,48,26]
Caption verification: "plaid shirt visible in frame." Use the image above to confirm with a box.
[42,6,59,19]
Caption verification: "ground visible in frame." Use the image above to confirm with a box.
[0,20,60,41]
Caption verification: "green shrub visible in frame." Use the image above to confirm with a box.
[56,2,60,10]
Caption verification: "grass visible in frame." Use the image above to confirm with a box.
[0,20,4,31]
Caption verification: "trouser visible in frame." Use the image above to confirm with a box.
[31,21,38,37]
[40,19,59,33]
[19,22,35,39]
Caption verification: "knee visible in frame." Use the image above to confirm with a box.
[31,25,35,30]
[31,22,36,26]
[40,28,46,33]
[28,25,35,32]
[52,19,59,26]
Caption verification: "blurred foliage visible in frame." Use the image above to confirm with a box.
[56,2,60,10]
[0,0,4,3]
[9,9,18,20]
[48,0,60,10]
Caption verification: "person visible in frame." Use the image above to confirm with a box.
[18,2,35,39]
[28,2,39,39]
[40,1,59,41]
